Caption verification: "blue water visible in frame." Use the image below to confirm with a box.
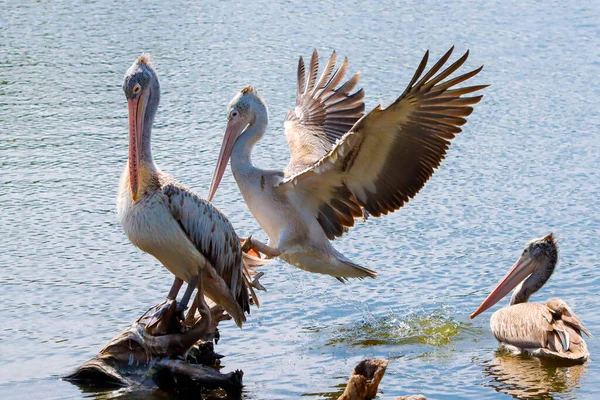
[1,1,599,398]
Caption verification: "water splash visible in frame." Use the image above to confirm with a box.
[325,308,464,348]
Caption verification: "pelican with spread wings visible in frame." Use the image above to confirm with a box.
[208,47,487,280]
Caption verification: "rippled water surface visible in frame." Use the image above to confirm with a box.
[1,1,599,399]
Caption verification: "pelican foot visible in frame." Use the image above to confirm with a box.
[175,303,187,317]
[241,236,281,259]
[175,308,186,324]
[139,299,182,336]
[241,235,255,253]
[250,271,266,291]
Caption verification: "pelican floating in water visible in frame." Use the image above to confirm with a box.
[208,47,486,280]
[117,55,256,329]
[470,233,592,362]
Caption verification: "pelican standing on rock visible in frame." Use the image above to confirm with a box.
[117,55,256,330]
[208,47,486,281]
[470,233,592,362]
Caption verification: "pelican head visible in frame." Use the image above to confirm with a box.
[470,233,558,319]
[208,85,267,201]
[123,54,160,201]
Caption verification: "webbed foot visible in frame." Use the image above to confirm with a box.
[241,235,281,259]
[250,271,266,291]
[241,235,255,254]
[139,298,179,335]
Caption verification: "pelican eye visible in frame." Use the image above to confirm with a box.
[229,110,239,119]
[132,84,141,94]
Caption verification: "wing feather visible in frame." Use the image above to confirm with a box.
[312,50,337,96]
[305,50,319,93]
[284,50,365,177]
[296,56,306,97]
[161,180,249,315]
[277,48,486,238]
[491,301,590,360]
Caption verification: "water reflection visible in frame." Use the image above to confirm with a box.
[71,379,247,400]
[75,385,246,400]
[302,381,347,399]
[75,386,170,400]
[482,350,587,399]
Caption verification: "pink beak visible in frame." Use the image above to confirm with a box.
[470,255,537,319]
[207,118,246,202]
[127,90,148,202]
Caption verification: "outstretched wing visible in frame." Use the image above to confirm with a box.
[277,47,486,240]
[284,50,365,176]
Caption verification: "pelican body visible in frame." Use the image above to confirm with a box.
[117,55,250,328]
[470,233,591,362]
[209,48,486,281]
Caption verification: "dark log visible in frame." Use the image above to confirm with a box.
[64,294,243,396]
[64,245,270,396]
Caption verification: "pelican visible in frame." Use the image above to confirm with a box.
[117,55,256,330]
[470,233,592,362]
[208,47,486,280]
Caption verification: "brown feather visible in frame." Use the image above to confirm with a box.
[160,175,251,326]
[305,50,319,93]
[322,58,350,97]
[279,48,485,238]
[284,51,365,180]
[312,51,337,96]
[490,301,590,361]
[297,56,306,97]
[414,46,456,89]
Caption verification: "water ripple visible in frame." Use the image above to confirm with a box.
[1,0,599,399]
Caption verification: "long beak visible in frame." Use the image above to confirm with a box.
[207,119,246,201]
[470,255,536,319]
[127,91,148,202]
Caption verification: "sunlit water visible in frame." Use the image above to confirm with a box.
[1,1,599,399]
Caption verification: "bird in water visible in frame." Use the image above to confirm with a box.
[208,47,486,281]
[117,55,261,331]
[470,233,592,362]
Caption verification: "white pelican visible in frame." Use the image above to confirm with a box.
[470,233,592,362]
[208,47,486,280]
[117,55,257,330]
